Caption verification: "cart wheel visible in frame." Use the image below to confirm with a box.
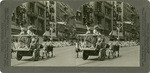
[108,52,110,59]
[33,49,40,61]
[82,51,88,60]
[16,51,22,60]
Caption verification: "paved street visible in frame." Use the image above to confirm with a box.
[11,46,140,67]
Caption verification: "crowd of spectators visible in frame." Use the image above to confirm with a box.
[50,41,72,47]
[109,41,139,47]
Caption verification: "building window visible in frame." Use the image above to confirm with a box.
[29,2,35,12]
[46,11,49,17]
[76,11,82,21]
[105,19,111,30]
[105,7,111,17]
[38,19,44,30]
[97,2,102,12]
[29,17,35,25]
[117,5,122,13]
[12,13,15,22]
[117,14,121,21]
[50,7,55,13]
[38,7,44,17]
[97,16,102,25]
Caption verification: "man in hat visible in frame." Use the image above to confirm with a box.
[93,25,101,35]
[27,25,35,35]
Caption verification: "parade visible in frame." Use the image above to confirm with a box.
[11,1,140,66]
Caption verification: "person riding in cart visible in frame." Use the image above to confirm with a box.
[96,37,107,60]
[27,25,35,35]
[29,36,39,51]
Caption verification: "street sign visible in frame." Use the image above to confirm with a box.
[57,22,67,25]
[117,21,122,24]
[116,21,133,25]
[124,21,133,25]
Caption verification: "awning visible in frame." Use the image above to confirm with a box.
[49,22,55,24]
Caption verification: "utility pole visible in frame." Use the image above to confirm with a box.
[116,23,123,40]
[121,2,124,40]
[54,1,56,40]
[51,1,56,40]
[117,2,123,41]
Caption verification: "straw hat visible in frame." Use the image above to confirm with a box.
[28,26,33,30]
[94,25,99,30]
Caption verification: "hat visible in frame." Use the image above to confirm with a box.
[94,25,99,29]
[28,26,33,30]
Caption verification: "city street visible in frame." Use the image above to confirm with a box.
[11,46,140,67]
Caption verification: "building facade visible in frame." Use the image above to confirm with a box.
[76,1,114,35]
[122,2,140,41]
[11,1,49,35]
[112,1,140,41]
[76,1,140,41]
[11,1,75,40]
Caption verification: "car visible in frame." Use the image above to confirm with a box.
[76,34,108,61]
[11,35,42,61]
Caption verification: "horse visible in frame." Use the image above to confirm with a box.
[41,41,53,59]
[106,42,120,59]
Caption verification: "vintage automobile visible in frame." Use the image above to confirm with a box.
[76,34,109,61]
[11,35,42,61]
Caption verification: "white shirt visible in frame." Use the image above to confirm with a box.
[27,30,35,35]
[93,29,101,35]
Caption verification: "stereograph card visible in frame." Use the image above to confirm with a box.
[0,0,150,73]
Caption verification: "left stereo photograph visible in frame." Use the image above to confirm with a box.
[11,1,76,66]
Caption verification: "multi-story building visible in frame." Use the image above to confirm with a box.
[55,1,75,40]
[76,1,114,35]
[11,1,75,40]
[111,1,140,41]
[76,1,140,41]
[122,2,140,41]
[11,1,48,35]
